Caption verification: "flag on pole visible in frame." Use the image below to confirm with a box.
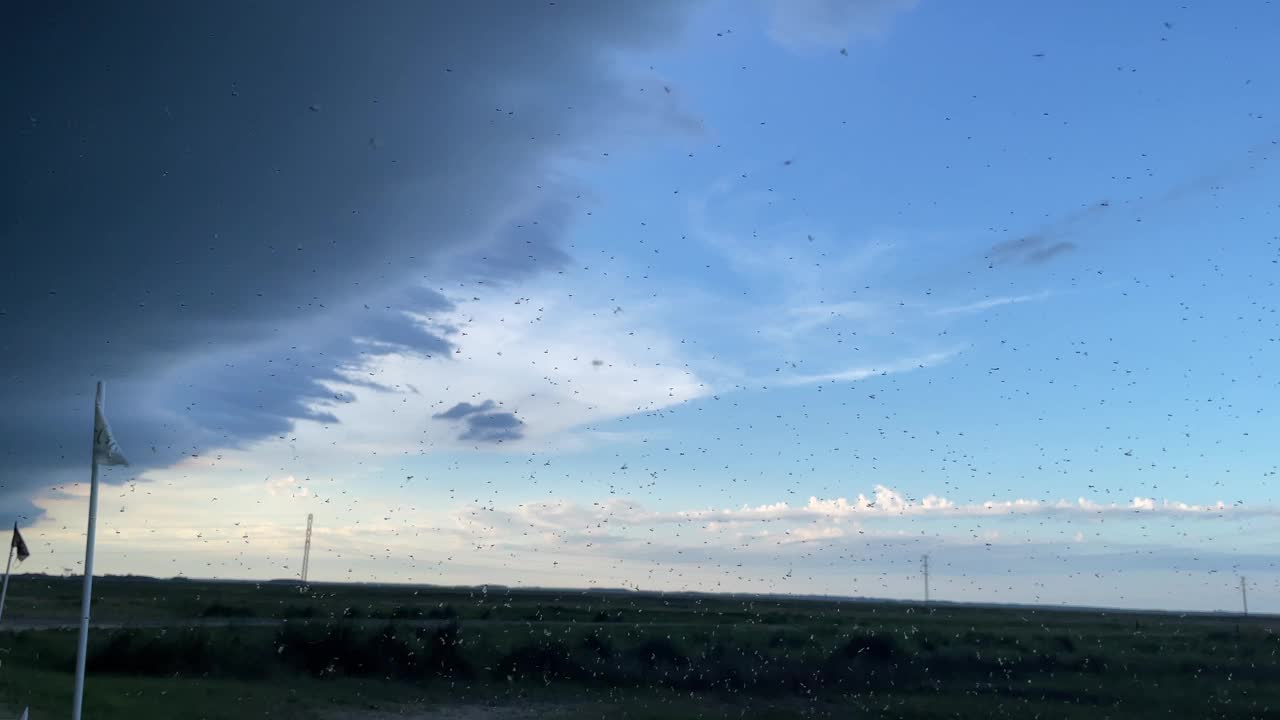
[74,381,128,720]
[11,524,28,562]
[1,522,23,625]
[94,398,128,467]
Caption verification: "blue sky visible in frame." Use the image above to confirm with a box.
[557,0,1280,510]
[8,1,1280,612]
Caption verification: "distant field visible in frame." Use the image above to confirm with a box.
[1,575,1277,718]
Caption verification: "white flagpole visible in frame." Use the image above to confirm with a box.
[0,542,14,625]
[72,381,105,720]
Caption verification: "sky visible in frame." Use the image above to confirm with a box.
[4,0,1280,613]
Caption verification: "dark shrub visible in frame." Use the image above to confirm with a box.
[275,622,408,677]
[201,603,255,618]
[426,604,458,620]
[584,632,614,659]
[371,623,419,678]
[419,621,472,679]
[495,639,581,683]
[87,629,216,676]
[631,636,687,668]
[836,633,897,662]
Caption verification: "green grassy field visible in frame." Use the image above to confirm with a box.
[1,575,1276,718]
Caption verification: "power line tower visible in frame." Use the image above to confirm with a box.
[301,513,314,585]
[922,554,930,604]
[1240,575,1248,615]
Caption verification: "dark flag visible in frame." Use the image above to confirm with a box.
[11,523,28,562]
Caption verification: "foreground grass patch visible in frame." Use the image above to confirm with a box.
[0,666,336,720]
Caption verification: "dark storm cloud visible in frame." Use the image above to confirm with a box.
[0,0,698,513]
[986,236,1079,266]
[983,142,1274,271]
[434,400,523,443]
[434,401,498,421]
[984,201,1111,267]
[459,413,525,443]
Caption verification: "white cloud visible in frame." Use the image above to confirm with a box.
[257,286,712,460]
[265,475,309,498]
[448,485,1261,553]
[430,483,1280,611]
[1131,496,1157,511]
[16,282,715,581]
[22,466,1276,612]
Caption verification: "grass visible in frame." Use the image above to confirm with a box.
[1,575,1278,718]
[1,666,307,720]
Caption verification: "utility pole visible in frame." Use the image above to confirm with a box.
[301,513,314,585]
[1240,575,1248,615]
[922,554,930,604]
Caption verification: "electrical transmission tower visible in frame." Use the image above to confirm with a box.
[301,513,314,585]
[1240,575,1248,615]
[922,554,930,604]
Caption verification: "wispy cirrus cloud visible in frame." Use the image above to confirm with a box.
[684,179,966,394]
[759,300,885,342]
[778,348,961,385]
[763,0,920,52]
[932,291,1051,316]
